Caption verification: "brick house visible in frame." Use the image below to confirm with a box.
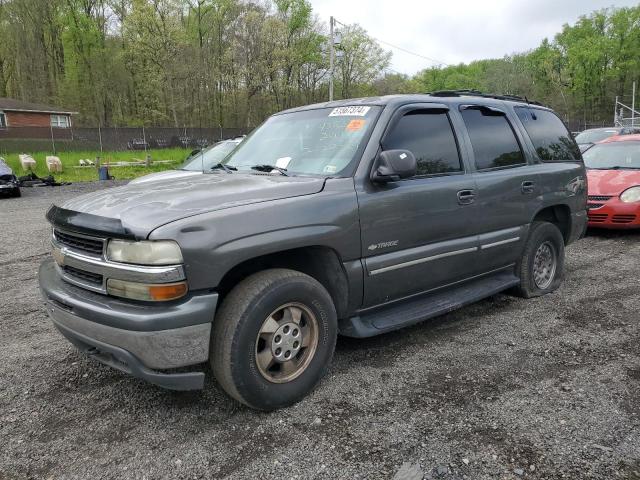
[0,98,76,139]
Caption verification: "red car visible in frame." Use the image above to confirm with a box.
[584,134,640,228]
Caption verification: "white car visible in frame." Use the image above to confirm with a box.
[130,138,243,185]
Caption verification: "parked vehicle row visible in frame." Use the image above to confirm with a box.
[40,91,640,409]
[574,126,640,153]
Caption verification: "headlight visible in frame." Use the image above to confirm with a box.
[620,186,640,203]
[107,279,188,301]
[106,240,183,265]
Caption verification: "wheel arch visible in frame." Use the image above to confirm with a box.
[531,204,572,244]
[216,246,350,319]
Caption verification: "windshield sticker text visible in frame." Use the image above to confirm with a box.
[329,106,371,117]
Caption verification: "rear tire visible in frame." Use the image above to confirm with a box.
[513,221,565,298]
[211,268,337,410]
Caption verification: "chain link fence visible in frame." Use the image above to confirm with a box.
[0,126,248,154]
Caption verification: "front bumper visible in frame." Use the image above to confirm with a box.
[587,200,640,229]
[39,259,218,390]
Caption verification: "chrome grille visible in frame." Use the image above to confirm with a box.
[588,195,613,202]
[54,229,104,256]
[63,265,103,286]
[587,203,604,210]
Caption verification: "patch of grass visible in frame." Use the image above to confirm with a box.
[0,149,191,182]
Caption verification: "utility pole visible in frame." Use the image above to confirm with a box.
[329,16,335,102]
[632,81,636,127]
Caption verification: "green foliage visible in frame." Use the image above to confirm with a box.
[0,2,638,131]
[411,6,640,129]
[0,0,392,129]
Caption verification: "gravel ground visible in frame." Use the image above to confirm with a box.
[1,183,639,480]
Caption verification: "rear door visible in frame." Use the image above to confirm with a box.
[456,104,536,272]
[356,104,480,308]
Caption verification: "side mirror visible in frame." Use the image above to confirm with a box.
[188,149,201,160]
[372,149,417,183]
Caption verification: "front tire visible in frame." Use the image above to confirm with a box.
[211,269,337,410]
[513,221,565,298]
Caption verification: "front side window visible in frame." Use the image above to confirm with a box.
[382,110,462,175]
[50,114,70,128]
[223,106,380,176]
[461,107,525,170]
[0,112,6,128]
[515,107,580,161]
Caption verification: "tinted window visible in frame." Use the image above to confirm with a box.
[516,107,580,161]
[461,107,525,170]
[383,110,462,175]
[0,113,5,128]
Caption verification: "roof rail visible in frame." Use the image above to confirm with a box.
[427,90,545,106]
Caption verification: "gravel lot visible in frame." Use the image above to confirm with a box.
[1,183,639,480]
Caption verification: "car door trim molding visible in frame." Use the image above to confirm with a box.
[480,237,521,250]
[368,246,478,276]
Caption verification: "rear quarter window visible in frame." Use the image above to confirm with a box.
[515,107,581,162]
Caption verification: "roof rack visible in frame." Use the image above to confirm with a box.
[427,89,544,106]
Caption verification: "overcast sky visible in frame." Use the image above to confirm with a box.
[309,0,639,74]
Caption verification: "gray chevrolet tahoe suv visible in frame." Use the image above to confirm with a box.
[39,92,587,410]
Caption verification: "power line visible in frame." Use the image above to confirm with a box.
[372,37,450,67]
[333,16,450,68]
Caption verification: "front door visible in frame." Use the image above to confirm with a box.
[356,105,480,308]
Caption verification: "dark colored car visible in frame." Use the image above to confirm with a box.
[585,134,640,228]
[575,126,640,153]
[0,159,21,197]
[39,92,587,410]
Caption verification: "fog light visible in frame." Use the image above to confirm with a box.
[107,279,188,301]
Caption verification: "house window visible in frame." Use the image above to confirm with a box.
[50,114,70,128]
[0,112,6,128]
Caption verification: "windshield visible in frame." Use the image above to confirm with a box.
[182,140,241,171]
[574,129,619,145]
[222,106,380,176]
[583,142,640,169]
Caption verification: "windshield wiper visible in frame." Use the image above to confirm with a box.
[210,163,237,173]
[250,164,289,176]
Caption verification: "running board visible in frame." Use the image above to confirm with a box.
[339,271,520,338]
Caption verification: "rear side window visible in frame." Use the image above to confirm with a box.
[383,110,462,176]
[460,107,525,170]
[515,107,580,161]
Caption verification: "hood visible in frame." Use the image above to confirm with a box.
[61,173,325,238]
[128,169,201,185]
[587,168,640,196]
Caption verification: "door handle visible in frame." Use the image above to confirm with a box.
[521,181,535,194]
[457,189,476,205]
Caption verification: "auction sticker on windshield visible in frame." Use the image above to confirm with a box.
[346,119,367,132]
[329,106,371,117]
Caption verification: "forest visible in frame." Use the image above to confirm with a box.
[0,0,638,131]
